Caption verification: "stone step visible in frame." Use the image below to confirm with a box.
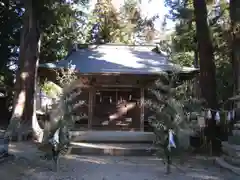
[234,123,240,130]
[222,141,240,157]
[69,142,157,156]
[69,131,155,143]
[215,157,240,176]
[228,135,240,145]
[233,130,240,136]
[223,155,240,167]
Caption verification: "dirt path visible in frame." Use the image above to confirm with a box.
[0,142,238,180]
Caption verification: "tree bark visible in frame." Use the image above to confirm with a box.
[230,0,240,108]
[5,6,30,139]
[193,48,200,98]
[193,0,217,109]
[4,0,43,142]
[193,0,219,154]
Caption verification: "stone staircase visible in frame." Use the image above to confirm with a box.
[68,131,157,156]
[216,125,240,175]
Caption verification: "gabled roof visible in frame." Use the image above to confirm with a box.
[40,44,198,74]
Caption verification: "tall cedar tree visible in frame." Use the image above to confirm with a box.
[193,0,217,109]
[193,0,219,152]
[230,0,240,105]
[7,0,43,141]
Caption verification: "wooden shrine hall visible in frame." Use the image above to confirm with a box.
[39,44,198,132]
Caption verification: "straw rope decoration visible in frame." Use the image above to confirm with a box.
[194,108,235,156]
[201,108,235,124]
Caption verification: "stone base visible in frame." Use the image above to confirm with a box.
[233,130,240,136]
[68,131,158,156]
[11,131,33,142]
[70,131,155,143]
[0,129,33,142]
[0,153,15,164]
[69,142,156,156]
[216,157,240,176]
[223,155,240,166]
[222,141,240,157]
[234,123,240,130]
[228,136,240,145]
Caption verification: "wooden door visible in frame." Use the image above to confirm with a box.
[93,90,117,129]
[116,89,140,130]
[92,88,141,131]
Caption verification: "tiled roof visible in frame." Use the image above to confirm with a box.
[40,44,198,74]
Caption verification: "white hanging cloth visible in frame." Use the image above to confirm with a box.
[49,128,60,147]
[232,110,235,119]
[207,110,212,119]
[186,112,190,121]
[129,95,132,101]
[227,111,232,121]
[168,129,176,151]
[215,111,220,124]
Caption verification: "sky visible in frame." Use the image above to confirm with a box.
[126,0,175,30]
[89,0,175,31]
[138,0,174,30]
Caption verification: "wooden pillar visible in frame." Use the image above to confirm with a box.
[88,88,93,129]
[140,88,145,131]
[38,77,42,109]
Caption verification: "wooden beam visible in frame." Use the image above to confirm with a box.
[140,88,145,131]
[96,84,141,88]
[88,89,93,129]
[95,88,138,92]
[38,78,42,109]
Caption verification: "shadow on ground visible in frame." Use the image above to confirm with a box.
[0,142,238,180]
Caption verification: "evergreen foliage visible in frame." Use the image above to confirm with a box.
[164,0,232,104]
[145,72,202,162]
[38,65,86,170]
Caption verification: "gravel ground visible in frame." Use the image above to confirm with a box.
[0,142,239,180]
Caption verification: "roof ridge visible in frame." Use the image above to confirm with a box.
[76,43,157,49]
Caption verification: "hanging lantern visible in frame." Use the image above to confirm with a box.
[215,111,220,124]
[206,110,212,119]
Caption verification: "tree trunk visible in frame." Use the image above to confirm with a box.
[193,48,200,98]
[5,6,30,140]
[4,0,43,143]
[230,0,240,108]
[193,0,219,154]
[23,0,43,142]
[193,0,217,109]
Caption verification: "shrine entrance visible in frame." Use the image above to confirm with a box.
[92,88,141,131]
